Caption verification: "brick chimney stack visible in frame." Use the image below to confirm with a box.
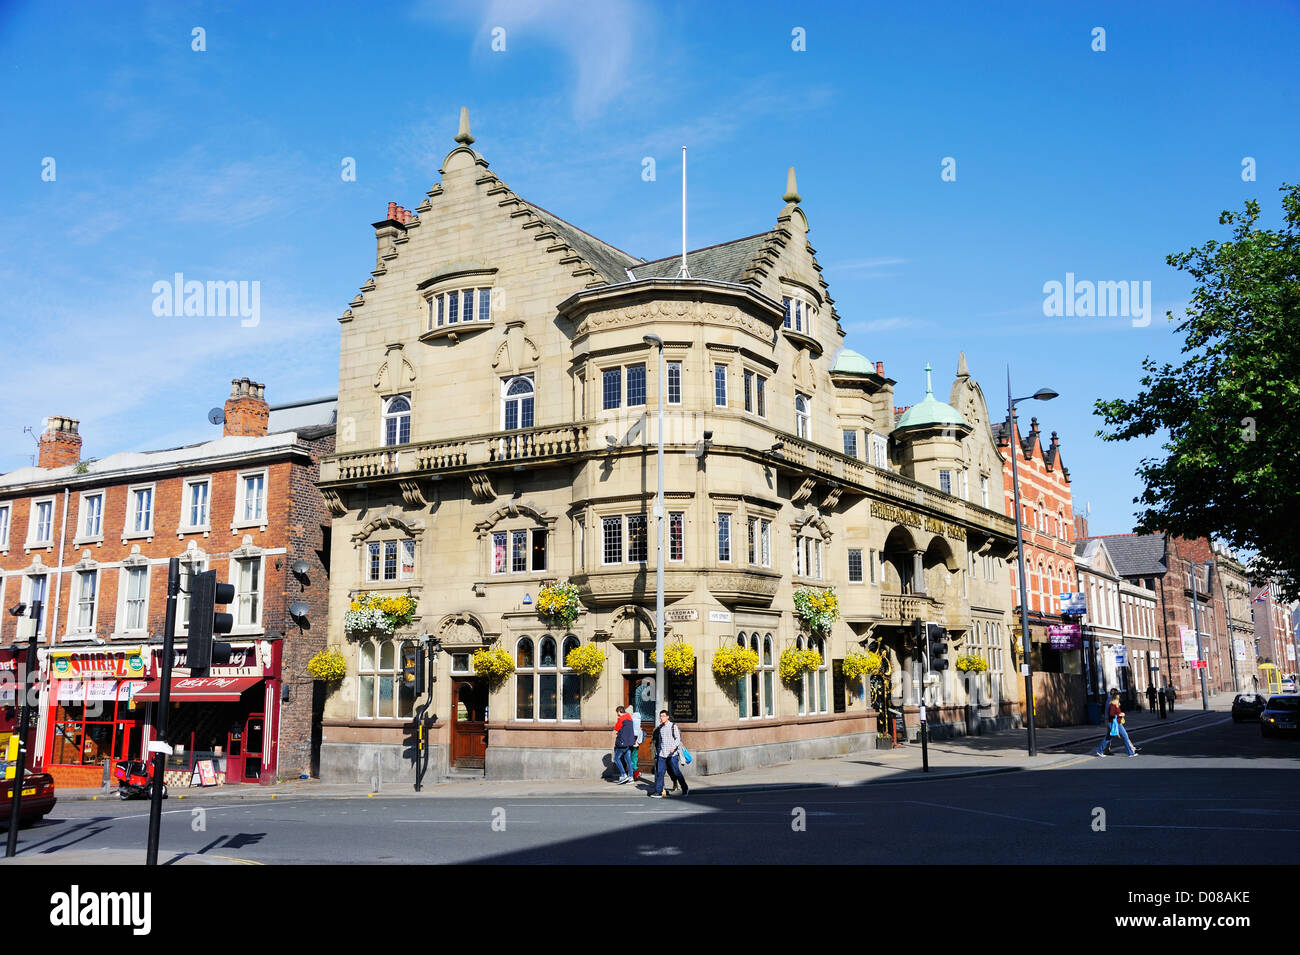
[38,416,82,469]
[224,378,269,437]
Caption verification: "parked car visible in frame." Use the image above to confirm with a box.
[1282,676,1298,694]
[1232,693,1269,722]
[1260,695,1299,738]
[0,772,57,826]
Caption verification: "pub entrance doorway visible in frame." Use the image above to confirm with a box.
[451,677,488,770]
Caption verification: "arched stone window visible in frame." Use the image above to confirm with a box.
[502,375,535,431]
[383,394,411,446]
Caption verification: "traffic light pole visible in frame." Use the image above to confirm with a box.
[917,619,929,772]
[146,558,180,866]
[5,600,41,859]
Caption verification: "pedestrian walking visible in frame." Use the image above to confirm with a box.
[1158,681,1167,719]
[612,706,635,783]
[1146,682,1158,712]
[650,710,689,797]
[1166,684,1176,713]
[629,711,645,781]
[1094,688,1139,757]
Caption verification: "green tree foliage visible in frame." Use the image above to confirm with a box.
[1096,184,1300,599]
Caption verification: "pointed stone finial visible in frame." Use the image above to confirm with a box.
[957,351,969,377]
[455,106,475,145]
[924,362,934,397]
[782,166,801,204]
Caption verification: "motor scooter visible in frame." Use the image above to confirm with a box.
[112,759,168,800]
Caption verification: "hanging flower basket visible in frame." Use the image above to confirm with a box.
[564,642,605,678]
[344,592,418,634]
[712,644,759,682]
[956,654,989,673]
[472,645,516,682]
[536,581,582,629]
[306,648,347,682]
[779,646,823,685]
[841,649,883,682]
[793,587,839,635]
[649,642,696,678]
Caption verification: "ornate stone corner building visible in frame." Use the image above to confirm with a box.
[317,111,1019,782]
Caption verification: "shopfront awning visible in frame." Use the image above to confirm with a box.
[133,676,263,702]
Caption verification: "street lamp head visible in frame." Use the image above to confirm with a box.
[1031,388,1059,401]
[642,334,663,348]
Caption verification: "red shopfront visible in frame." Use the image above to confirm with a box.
[42,646,150,788]
[135,640,282,786]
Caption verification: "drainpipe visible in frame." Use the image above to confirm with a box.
[49,487,71,641]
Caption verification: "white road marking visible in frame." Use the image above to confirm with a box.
[906,799,1057,827]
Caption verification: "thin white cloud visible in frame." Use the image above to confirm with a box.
[414,0,645,121]
[851,316,919,333]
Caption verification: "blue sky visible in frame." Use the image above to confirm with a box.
[2,0,1298,536]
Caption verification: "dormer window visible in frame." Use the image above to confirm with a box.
[427,286,493,330]
[782,294,818,336]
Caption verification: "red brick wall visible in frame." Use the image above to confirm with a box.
[999,417,1076,618]
[0,431,336,778]
[1157,536,1235,698]
[275,431,335,777]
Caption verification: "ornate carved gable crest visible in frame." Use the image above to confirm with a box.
[374,343,416,394]
[492,321,540,374]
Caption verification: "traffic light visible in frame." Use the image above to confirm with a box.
[188,570,235,675]
[926,623,949,672]
[401,643,426,697]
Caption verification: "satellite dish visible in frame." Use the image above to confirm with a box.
[208,408,225,426]
[289,601,310,620]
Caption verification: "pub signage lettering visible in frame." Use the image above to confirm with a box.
[665,663,698,723]
[869,502,965,541]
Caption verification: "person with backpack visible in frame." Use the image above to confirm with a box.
[612,706,635,783]
[1094,688,1139,757]
[650,710,689,797]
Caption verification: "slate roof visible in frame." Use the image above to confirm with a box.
[1094,533,1168,577]
[629,234,769,284]
[523,202,642,285]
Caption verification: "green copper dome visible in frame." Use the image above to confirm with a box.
[895,363,968,429]
[832,347,874,375]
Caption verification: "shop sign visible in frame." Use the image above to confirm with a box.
[162,641,273,677]
[665,609,698,623]
[50,647,146,678]
[56,680,148,702]
[1114,646,1128,667]
[707,610,732,623]
[1059,592,1087,615]
[1288,644,1296,661]
[1047,624,1081,650]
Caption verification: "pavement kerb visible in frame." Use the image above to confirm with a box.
[47,706,1229,804]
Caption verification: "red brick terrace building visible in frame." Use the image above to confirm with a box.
[0,380,334,788]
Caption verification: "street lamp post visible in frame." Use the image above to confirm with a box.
[644,334,666,717]
[1007,370,1058,758]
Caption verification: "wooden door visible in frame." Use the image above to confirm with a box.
[451,679,488,769]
